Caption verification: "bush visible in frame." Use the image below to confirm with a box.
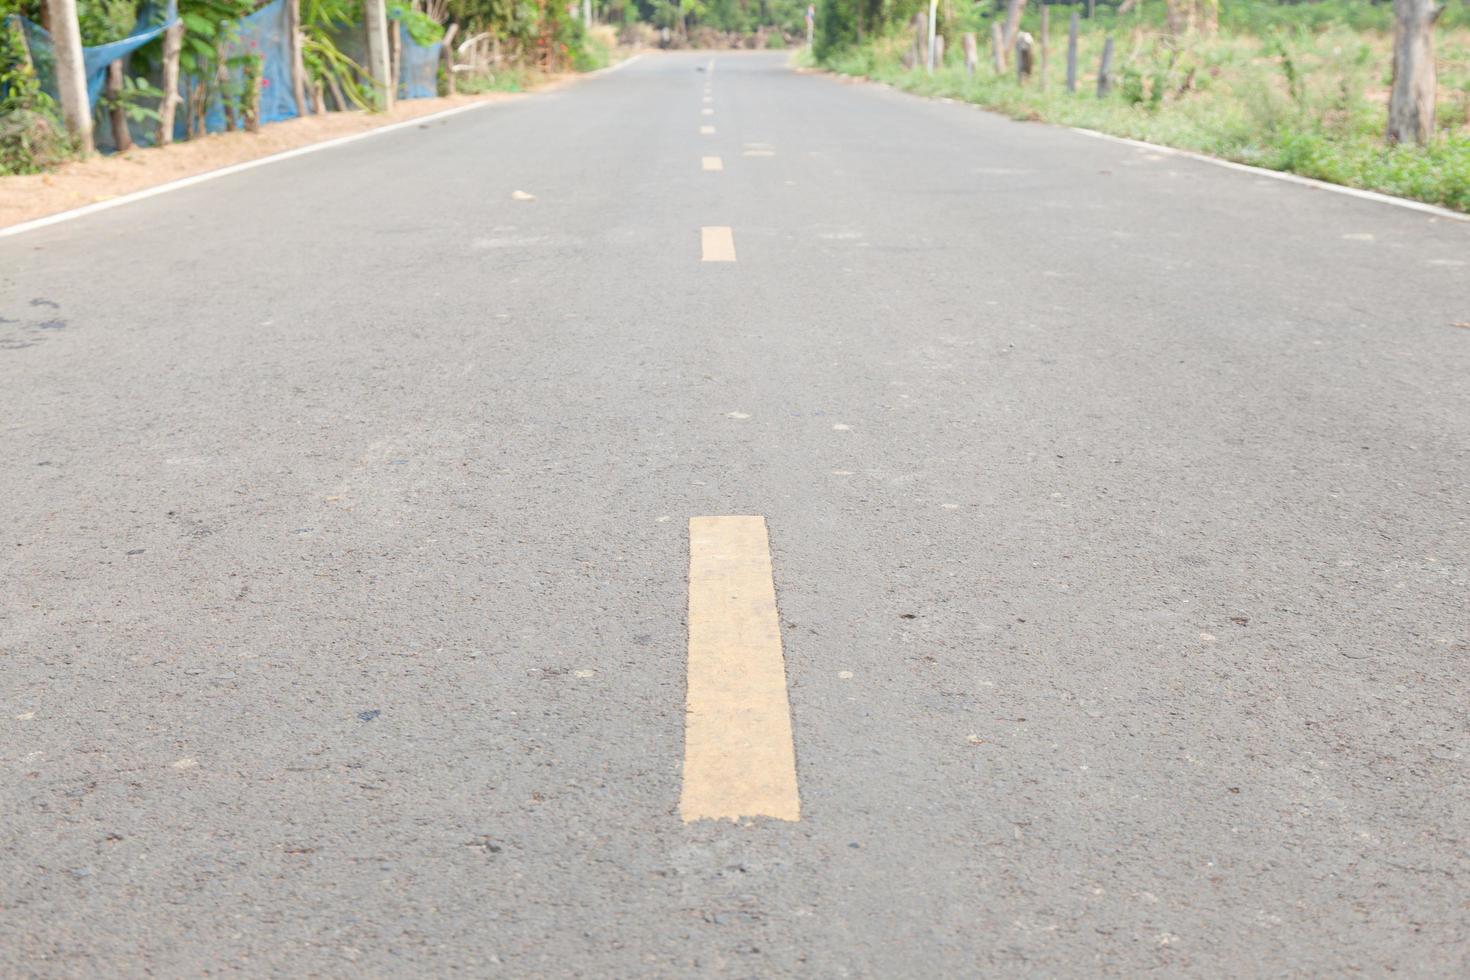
[0,108,72,173]
[1,14,73,174]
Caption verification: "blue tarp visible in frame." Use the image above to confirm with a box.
[10,1,441,153]
[12,1,178,107]
[395,20,440,100]
[196,0,299,136]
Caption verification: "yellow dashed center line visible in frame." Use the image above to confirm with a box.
[700,125,716,135]
[702,156,724,172]
[700,226,736,262]
[681,517,800,823]
[702,108,714,116]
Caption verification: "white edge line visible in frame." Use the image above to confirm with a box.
[0,102,493,239]
[806,66,1468,224]
[1066,126,1469,223]
[593,51,644,77]
[1,55,645,241]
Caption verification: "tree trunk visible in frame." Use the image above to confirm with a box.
[1387,0,1440,145]
[287,0,308,116]
[927,0,938,71]
[106,60,132,151]
[1164,0,1190,36]
[157,21,182,145]
[443,23,459,96]
[44,0,93,152]
[363,0,394,111]
[991,22,1005,74]
[326,71,348,112]
[963,31,978,75]
[1194,0,1218,36]
[1001,0,1027,49]
[218,39,235,132]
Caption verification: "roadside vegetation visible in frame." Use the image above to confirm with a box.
[808,0,1470,212]
[609,0,809,47]
[0,0,615,174]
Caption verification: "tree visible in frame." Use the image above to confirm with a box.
[1000,0,1025,49]
[1387,0,1441,145]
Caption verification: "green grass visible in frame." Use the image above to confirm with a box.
[454,66,540,95]
[816,19,1470,213]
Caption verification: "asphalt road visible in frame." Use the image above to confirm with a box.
[3,51,1469,977]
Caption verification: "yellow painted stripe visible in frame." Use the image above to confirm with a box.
[703,95,713,103]
[700,125,716,135]
[681,517,799,823]
[702,107,714,116]
[702,156,724,172]
[700,226,736,262]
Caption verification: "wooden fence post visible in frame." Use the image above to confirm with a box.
[1039,7,1049,89]
[963,32,977,75]
[990,22,1005,74]
[1096,35,1114,96]
[44,0,93,152]
[1066,10,1079,92]
[934,33,944,69]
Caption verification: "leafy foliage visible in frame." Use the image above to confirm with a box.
[1,6,73,173]
[78,0,140,44]
[100,70,164,121]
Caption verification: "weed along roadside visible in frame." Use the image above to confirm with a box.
[807,1,1470,214]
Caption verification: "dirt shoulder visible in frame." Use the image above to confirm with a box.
[1,88,540,230]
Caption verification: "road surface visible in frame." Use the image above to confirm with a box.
[3,51,1468,976]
